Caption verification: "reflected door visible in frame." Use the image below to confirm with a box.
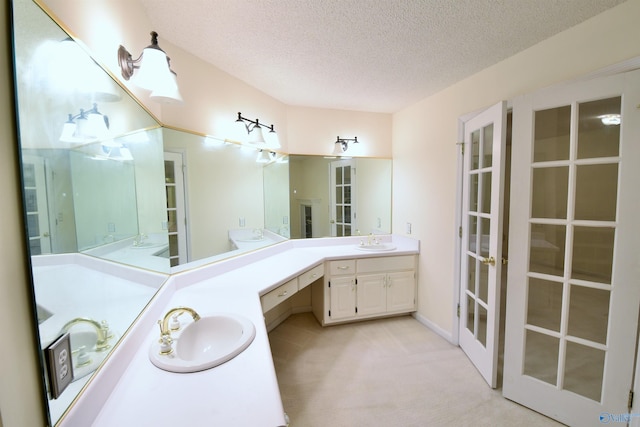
[459,101,507,388]
[503,70,640,426]
[164,152,188,266]
[22,155,51,255]
[330,160,357,237]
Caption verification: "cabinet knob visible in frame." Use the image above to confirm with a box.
[278,290,288,297]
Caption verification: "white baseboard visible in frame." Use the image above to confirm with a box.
[412,312,454,344]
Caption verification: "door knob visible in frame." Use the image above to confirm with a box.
[482,256,496,266]
[43,232,50,238]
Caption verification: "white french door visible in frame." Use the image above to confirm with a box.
[22,155,52,255]
[459,101,507,388]
[330,159,357,237]
[503,69,640,426]
[164,152,188,266]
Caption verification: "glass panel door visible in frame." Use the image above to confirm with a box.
[503,69,640,426]
[459,101,507,387]
[330,160,356,237]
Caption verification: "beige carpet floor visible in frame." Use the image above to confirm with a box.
[268,312,563,427]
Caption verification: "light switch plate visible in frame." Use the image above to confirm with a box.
[45,332,73,399]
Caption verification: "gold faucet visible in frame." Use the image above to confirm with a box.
[158,307,201,338]
[60,317,111,352]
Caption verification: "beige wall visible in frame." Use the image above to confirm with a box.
[41,0,392,157]
[0,2,46,426]
[392,0,640,336]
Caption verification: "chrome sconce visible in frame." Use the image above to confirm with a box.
[236,112,277,147]
[332,136,358,155]
[60,103,109,143]
[117,31,183,104]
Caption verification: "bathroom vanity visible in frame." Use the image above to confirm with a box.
[51,235,419,426]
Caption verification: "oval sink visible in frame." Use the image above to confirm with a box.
[356,243,397,252]
[149,313,256,373]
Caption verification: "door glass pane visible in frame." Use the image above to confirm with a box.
[577,96,621,159]
[481,172,492,214]
[344,206,351,224]
[30,239,42,256]
[564,342,605,402]
[166,186,176,209]
[23,163,36,186]
[344,186,351,204]
[477,304,487,347]
[531,166,568,219]
[471,130,480,170]
[343,166,351,185]
[24,188,38,212]
[337,225,343,237]
[524,330,558,386]
[468,215,478,253]
[527,278,563,332]
[478,262,488,304]
[480,217,490,257]
[336,207,343,223]
[344,225,351,235]
[169,235,178,256]
[469,174,478,212]
[574,163,618,221]
[571,226,614,284]
[27,214,40,237]
[567,285,609,344]
[530,224,566,277]
[467,255,477,294]
[466,295,475,335]
[534,106,570,162]
[166,210,177,233]
[482,124,493,168]
[335,187,342,204]
[335,167,342,184]
[164,160,175,184]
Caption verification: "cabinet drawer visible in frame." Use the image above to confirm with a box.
[261,278,298,312]
[327,259,356,276]
[299,264,324,290]
[357,255,415,273]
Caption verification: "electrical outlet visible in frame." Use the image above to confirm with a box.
[108,222,116,233]
[239,217,246,227]
[406,222,412,234]
[45,333,73,399]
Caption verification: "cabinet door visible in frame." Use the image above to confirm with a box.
[386,271,416,313]
[329,276,357,320]
[357,273,387,316]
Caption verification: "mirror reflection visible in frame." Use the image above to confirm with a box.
[288,155,392,239]
[13,0,392,424]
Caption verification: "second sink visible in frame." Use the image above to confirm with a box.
[149,313,256,373]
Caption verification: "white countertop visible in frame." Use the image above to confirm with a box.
[60,235,419,427]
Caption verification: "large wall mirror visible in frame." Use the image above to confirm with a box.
[12,0,391,425]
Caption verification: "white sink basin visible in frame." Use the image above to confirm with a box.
[356,243,397,252]
[149,313,256,373]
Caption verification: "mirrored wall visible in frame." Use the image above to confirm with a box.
[11,0,392,424]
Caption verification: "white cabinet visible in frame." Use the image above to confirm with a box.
[312,255,417,326]
[260,264,324,313]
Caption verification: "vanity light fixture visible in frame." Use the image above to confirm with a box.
[236,112,276,147]
[60,103,110,143]
[332,136,358,156]
[118,31,183,104]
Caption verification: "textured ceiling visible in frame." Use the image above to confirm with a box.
[139,0,626,113]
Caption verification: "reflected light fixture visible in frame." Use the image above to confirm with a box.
[118,31,183,104]
[332,136,358,156]
[236,112,276,147]
[256,150,275,163]
[60,103,110,143]
[599,114,621,126]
